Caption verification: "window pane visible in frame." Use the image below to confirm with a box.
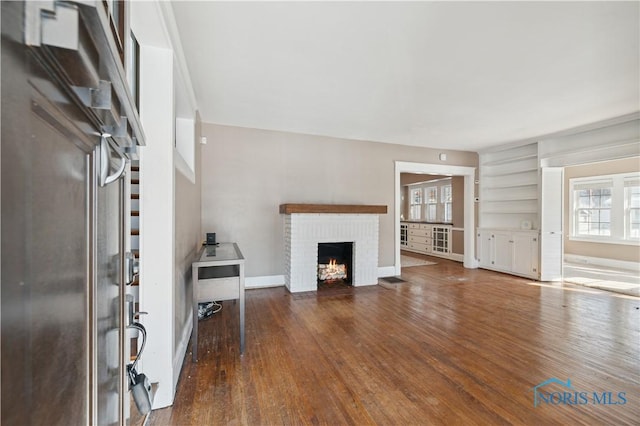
[427,204,436,221]
[629,187,640,208]
[601,191,612,207]
[629,207,640,238]
[441,185,452,203]
[411,189,422,204]
[410,205,421,220]
[575,207,611,236]
[426,187,437,203]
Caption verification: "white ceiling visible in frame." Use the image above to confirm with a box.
[171,1,639,152]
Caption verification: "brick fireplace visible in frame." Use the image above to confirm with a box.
[280,204,387,293]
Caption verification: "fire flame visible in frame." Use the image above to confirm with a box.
[327,258,343,272]
[319,258,347,281]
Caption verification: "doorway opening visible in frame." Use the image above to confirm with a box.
[394,161,477,276]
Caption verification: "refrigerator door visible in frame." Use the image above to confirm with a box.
[1,26,93,426]
[3,1,144,424]
[95,142,126,426]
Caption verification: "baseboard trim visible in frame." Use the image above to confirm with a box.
[246,275,285,289]
[378,266,396,278]
[169,313,193,406]
[564,254,640,272]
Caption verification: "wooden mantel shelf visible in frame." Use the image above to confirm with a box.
[279,204,388,214]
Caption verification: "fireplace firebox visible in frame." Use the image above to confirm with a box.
[317,242,353,288]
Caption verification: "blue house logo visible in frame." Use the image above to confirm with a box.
[531,378,574,407]
[531,378,627,407]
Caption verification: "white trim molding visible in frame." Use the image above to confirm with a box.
[394,161,478,276]
[378,266,397,278]
[173,313,192,392]
[564,254,640,273]
[245,275,285,289]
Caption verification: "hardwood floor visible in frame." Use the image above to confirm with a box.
[149,257,640,425]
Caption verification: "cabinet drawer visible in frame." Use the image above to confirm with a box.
[408,223,421,229]
[409,235,432,244]
[419,224,432,231]
[197,276,239,302]
[409,229,430,237]
[408,242,430,253]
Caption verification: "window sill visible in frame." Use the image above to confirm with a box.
[568,236,640,246]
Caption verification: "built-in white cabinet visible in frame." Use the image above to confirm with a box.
[477,228,539,279]
[432,226,451,255]
[400,223,408,248]
[407,223,432,253]
[402,222,452,259]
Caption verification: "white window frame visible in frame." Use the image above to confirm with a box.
[625,176,640,240]
[425,186,438,222]
[441,184,452,223]
[569,172,640,245]
[409,187,423,221]
[406,178,454,223]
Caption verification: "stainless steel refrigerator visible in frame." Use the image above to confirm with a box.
[2,1,145,424]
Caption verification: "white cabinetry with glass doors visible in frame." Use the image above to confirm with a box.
[432,226,451,255]
[402,222,452,259]
[400,223,408,248]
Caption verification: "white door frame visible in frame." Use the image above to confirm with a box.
[394,161,478,275]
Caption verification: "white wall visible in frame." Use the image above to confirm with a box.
[173,113,201,386]
[138,42,176,410]
[131,0,199,409]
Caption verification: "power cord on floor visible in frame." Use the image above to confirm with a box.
[198,300,222,320]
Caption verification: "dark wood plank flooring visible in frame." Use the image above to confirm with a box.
[148,256,640,425]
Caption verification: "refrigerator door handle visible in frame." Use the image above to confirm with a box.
[100,135,127,187]
[125,252,139,285]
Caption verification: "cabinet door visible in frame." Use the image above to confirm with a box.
[512,233,538,277]
[432,226,450,254]
[492,232,513,271]
[400,224,408,246]
[477,230,493,267]
[540,167,563,281]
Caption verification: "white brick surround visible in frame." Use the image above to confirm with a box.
[284,213,380,293]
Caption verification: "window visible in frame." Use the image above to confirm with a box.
[574,184,612,236]
[625,177,640,240]
[106,0,126,62]
[570,172,640,244]
[425,187,438,222]
[127,31,140,109]
[406,178,454,223]
[441,185,452,223]
[409,188,422,220]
